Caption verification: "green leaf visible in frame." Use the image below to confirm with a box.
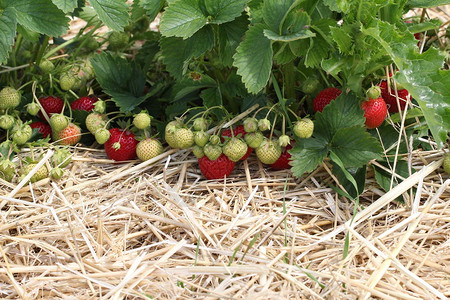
[172,74,217,101]
[408,0,450,8]
[17,24,40,42]
[262,0,295,34]
[160,26,214,79]
[247,0,264,24]
[290,137,329,177]
[0,8,17,65]
[90,52,147,113]
[330,26,353,54]
[51,0,77,13]
[304,18,335,68]
[263,28,315,42]
[217,13,249,67]
[139,0,165,22]
[90,0,129,31]
[78,6,102,27]
[201,87,223,107]
[406,19,441,34]
[204,0,248,24]
[233,24,273,94]
[362,21,450,148]
[331,126,383,167]
[3,0,68,36]
[373,159,414,202]
[330,159,366,199]
[159,0,207,38]
[220,70,249,99]
[314,93,366,140]
[273,43,296,64]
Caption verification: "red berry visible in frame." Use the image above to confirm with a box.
[313,87,342,112]
[70,95,98,112]
[30,121,52,139]
[221,125,253,160]
[104,128,138,161]
[379,81,410,113]
[198,154,235,180]
[269,144,293,170]
[361,97,388,129]
[38,96,64,120]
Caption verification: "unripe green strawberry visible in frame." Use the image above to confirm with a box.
[60,73,76,91]
[244,131,264,148]
[39,59,55,73]
[93,100,106,113]
[52,148,72,168]
[86,113,107,134]
[367,85,381,99]
[174,128,194,149]
[243,118,258,133]
[50,114,69,132]
[293,118,314,139]
[258,118,271,132]
[71,76,84,90]
[194,131,210,147]
[0,115,14,130]
[27,102,40,116]
[444,153,450,174]
[165,120,181,148]
[136,138,163,161]
[94,128,111,144]
[301,77,321,94]
[209,134,220,145]
[50,167,64,180]
[133,112,151,129]
[22,50,32,59]
[12,125,32,145]
[108,31,130,51]
[192,145,204,158]
[85,37,99,51]
[22,163,48,183]
[256,139,282,164]
[193,118,209,131]
[278,135,291,147]
[223,137,248,162]
[204,143,222,161]
[0,87,21,109]
[0,159,15,182]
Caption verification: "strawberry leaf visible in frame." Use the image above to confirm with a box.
[51,0,78,13]
[139,0,165,22]
[204,0,248,25]
[0,8,17,65]
[262,0,295,34]
[217,13,249,67]
[90,52,147,113]
[290,137,328,177]
[408,0,450,8]
[233,24,273,94]
[159,0,207,38]
[90,0,129,32]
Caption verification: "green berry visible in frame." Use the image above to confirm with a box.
[93,100,106,113]
[194,131,210,147]
[0,115,15,130]
[244,131,264,148]
[243,118,258,133]
[50,114,69,132]
[52,148,72,168]
[444,153,450,174]
[50,167,65,180]
[193,118,209,131]
[192,145,204,158]
[85,37,99,51]
[0,87,21,110]
[203,143,222,161]
[301,77,321,94]
[39,59,55,73]
[209,134,220,145]
[60,73,77,91]
[256,139,282,164]
[133,112,151,130]
[94,128,111,144]
[174,128,194,149]
[12,125,32,145]
[278,135,291,147]
[86,113,107,134]
[136,138,163,161]
[165,120,181,148]
[27,102,40,116]
[293,118,314,139]
[223,137,248,162]
[367,85,382,99]
[22,163,48,183]
[0,159,15,182]
[108,31,130,51]
[258,118,271,132]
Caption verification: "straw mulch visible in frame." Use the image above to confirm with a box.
[1,139,449,299]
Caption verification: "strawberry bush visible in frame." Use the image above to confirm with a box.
[0,0,449,188]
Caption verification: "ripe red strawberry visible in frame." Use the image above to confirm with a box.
[38,96,64,120]
[104,128,138,161]
[70,95,98,112]
[313,87,342,113]
[30,121,52,139]
[379,80,410,113]
[222,125,253,160]
[198,153,235,180]
[361,97,388,129]
[53,123,82,145]
[270,144,293,170]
